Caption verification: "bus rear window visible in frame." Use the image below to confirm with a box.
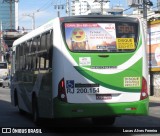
[0,63,7,69]
[64,22,138,52]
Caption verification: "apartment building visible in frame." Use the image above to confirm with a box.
[71,0,110,15]
[0,0,18,30]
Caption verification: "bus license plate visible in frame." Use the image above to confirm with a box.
[96,94,112,100]
[76,87,99,94]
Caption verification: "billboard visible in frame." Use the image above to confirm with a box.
[147,20,160,71]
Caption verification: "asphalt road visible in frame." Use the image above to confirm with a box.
[0,87,160,136]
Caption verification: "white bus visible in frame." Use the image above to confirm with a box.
[11,15,149,125]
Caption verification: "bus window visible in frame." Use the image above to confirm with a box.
[31,37,38,70]
[19,45,24,70]
[32,37,37,53]
[23,42,27,70]
[26,40,31,70]
[36,36,40,69]
[64,22,138,52]
[40,56,45,69]
[16,45,20,71]
[38,31,53,70]
[41,34,46,51]
[49,30,53,68]
[46,30,53,69]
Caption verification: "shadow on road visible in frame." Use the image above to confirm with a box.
[149,102,160,107]
[0,99,36,127]
[0,98,160,134]
[37,114,160,134]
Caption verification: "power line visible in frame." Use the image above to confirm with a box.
[19,0,54,29]
[123,7,132,12]
[36,0,53,12]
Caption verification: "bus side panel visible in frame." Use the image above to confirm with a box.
[52,19,66,117]
[37,71,53,118]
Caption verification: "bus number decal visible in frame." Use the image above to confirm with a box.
[76,87,99,94]
[77,88,88,93]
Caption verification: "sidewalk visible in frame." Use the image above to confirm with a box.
[149,96,160,102]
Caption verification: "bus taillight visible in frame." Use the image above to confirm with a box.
[140,77,148,100]
[58,78,67,102]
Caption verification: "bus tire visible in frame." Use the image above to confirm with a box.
[92,116,116,126]
[15,91,25,114]
[32,97,41,125]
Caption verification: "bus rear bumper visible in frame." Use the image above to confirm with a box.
[53,97,149,118]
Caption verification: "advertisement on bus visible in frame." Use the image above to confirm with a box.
[65,23,136,52]
[65,23,117,51]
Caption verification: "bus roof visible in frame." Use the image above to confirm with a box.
[60,15,139,22]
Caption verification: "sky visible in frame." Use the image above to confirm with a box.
[18,0,67,30]
[18,0,158,31]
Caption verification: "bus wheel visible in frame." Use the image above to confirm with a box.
[18,105,25,114]
[92,117,116,126]
[32,97,40,125]
[15,92,25,114]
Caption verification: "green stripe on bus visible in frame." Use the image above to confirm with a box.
[74,59,142,92]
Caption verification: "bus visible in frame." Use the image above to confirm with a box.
[0,62,8,78]
[11,15,149,125]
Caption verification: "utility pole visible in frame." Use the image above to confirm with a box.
[143,0,147,18]
[143,0,148,40]
[143,0,152,96]
[23,13,35,30]
[66,0,70,16]
[54,4,65,17]
[142,0,154,96]
[0,21,4,61]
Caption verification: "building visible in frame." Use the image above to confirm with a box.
[71,0,90,15]
[0,0,19,62]
[107,5,123,15]
[71,0,110,15]
[0,0,18,30]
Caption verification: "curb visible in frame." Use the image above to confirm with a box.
[149,96,160,102]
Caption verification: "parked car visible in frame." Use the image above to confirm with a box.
[2,76,11,88]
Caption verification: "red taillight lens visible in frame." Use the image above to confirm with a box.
[58,78,67,102]
[140,77,148,100]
